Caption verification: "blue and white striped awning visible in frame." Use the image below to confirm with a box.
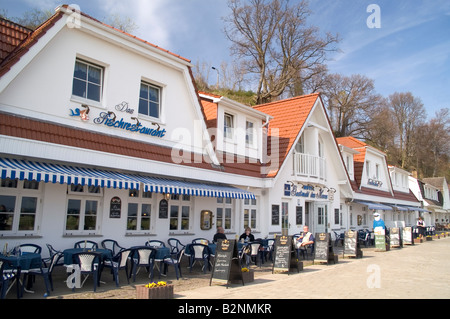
[0,158,139,189]
[0,158,255,199]
[136,176,255,199]
[353,200,393,211]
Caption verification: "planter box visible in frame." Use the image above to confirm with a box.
[231,270,254,284]
[414,238,423,244]
[426,237,433,241]
[136,284,174,299]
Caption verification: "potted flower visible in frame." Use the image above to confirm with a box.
[136,281,174,299]
[240,267,254,283]
[426,235,433,241]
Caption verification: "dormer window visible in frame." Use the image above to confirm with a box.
[246,121,254,146]
[224,113,234,139]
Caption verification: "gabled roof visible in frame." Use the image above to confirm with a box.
[0,18,32,63]
[337,137,420,204]
[253,93,320,177]
[0,5,190,79]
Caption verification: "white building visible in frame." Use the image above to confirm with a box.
[337,137,422,229]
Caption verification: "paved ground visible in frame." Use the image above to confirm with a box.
[178,236,450,299]
[6,235,450,300]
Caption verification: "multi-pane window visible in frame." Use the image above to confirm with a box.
[65,184,101,233]
[246,121,254,146]
[216,197,233,230]
[127,189,152,231]
[0,179,41,232]
[139,81,161,119]
[169,194,191,231]
[243,198,257,229]
[66,199,98,231]
[224,113,234,139]
[72,59,103,102]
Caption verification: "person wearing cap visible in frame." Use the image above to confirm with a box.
[373,212,385,234]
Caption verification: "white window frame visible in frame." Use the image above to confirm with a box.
[72,59,104,104]
[169,194,192,231]
[243,197,258,230]
[0,179,42,235]
[126,189,154,234]
[139,81,162,120]
[245,120,255,146]
[64,196,101,235]
[216,197,234,231]
[224,113,234,140]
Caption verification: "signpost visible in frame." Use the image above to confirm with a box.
[272,236,301,274]
[210,239,242,288]
[313,233,336,265]
[390,227,402,248]
[343,230,363,258]
[402,226,414,245]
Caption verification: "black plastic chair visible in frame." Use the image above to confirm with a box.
[103,248,132,287]
[23,251,62,295]
[74,240,98,250]
[161,248,185,280]
[189,244,209,273]
[145,240,166,248]
[131,247,156,282]
[43,244,64,268]
[12,244,42,255]
[71,252,101,292]
[167,238,185,256]
[0,257,18,299]
[333,231,344,247]
[101,239,125,256]
[245,242,263,267]
[192,238,209,245]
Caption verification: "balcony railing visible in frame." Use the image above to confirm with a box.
[293,153,326,181]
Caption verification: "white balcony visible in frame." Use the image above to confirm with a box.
[293,153,327,181]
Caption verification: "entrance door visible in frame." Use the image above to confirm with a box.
[281,202,289,236]
[316,203,327,233]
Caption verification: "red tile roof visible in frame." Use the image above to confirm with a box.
[0,112,265,178]
[253,93,320,177]
[0,18,32,63]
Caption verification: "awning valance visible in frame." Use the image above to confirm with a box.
[0,158,255,199]
[135,176,255,199]
[353,200,393,211]
[0,158,139,190]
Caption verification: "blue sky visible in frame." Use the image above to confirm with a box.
[1,0,449,119]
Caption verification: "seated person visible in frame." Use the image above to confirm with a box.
[239,227,255,242]
[213,226,227,243]
[295,226,315,250]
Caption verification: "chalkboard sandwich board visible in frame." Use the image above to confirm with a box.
[313,233,336,265]
[390,227,402,248]
[210,239,243,287]
[272,236,301,274]
[343,230,363,258]
[402,226,414,245]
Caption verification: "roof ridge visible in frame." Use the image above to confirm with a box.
[253,92,320,109]
[59,5,191,63]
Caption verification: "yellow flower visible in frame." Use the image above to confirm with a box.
[241,268,249,272]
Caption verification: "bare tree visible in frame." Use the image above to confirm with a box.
[223,0,338,104]
[387,92,426,169]
[415,108,450,178]
[321,73,382,138]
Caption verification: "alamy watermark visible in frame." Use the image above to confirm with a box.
[366,264,381,288]
[367,4,381,29]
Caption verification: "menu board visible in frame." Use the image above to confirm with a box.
[210,239,242,287]
[390,227,402,247]
[109,197,121,218]
[314,233,331,262]
[402,226,414,245]
[272,236,292,273]
[343,230,360,257]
